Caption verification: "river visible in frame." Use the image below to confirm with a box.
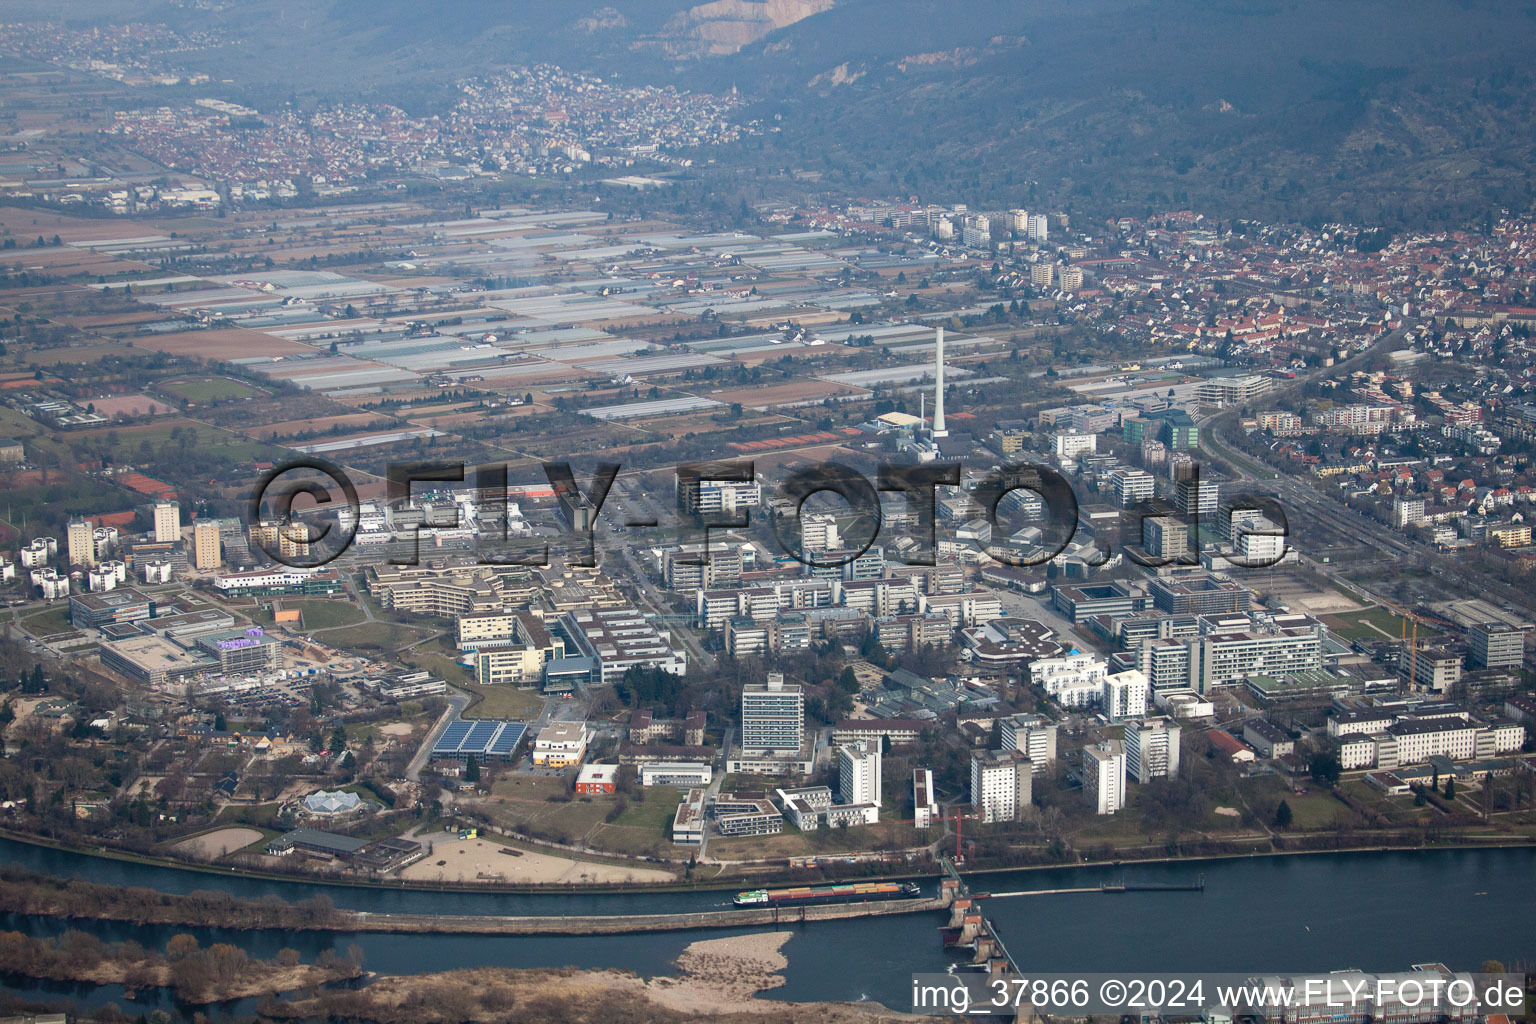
[1,838,1531,1018]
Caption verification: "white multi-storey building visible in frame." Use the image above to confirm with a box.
[1123,718,1182,783]
[1054,431,1097,459]
[1083,740,1126,814]
[67,519,95,568]
[971,750,1032,823]
[678,477,761,516]
[1138,627,1324,694]
[1103,669,1150,722]
[739,673,805,754]
[1031,651,1109,708]
[913,769,937,829]
[838,741,882,817]
[153,502,181,544]
[20,538,55,568]
[1000,713,1057,774]
[1111,469,1156,508]
[33,567,70,600]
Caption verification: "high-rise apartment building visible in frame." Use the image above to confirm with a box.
[193,520,222,570]
[1083,740,1126,815]
[1123,717,1182,784]
[1468,621,1525,670]
[739,673,804,753]
[67,519,95,568]
[1000,713,1058,774]
[838,741,882,814]
[152,502,181,544]
[970,750,1032,823]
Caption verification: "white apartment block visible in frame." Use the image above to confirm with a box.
[1139,627,1324,694]
[739,674,805,754]
[153,502,181,544]
[913,769,937,829]
[1054,431,1098,459]
[1123,718,1182,783]
[1031,651,1109,708]
[1112,469,1157,508]
[970,750,1032,823]
[1083,740,1126,815]
[838,741,882,814]
[920,591,1003,627]
[680,477,761,515]
[1103,669,1150,722]
[1000,713,1057,774]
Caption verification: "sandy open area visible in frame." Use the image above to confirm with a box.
[173,827,264,860]
[1258,573,1362,614]
[647,931,792,1014]
[378,722,415,737]
[89,394,175,417]
[397,837,676,885]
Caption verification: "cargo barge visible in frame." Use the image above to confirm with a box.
[733,881,922,907]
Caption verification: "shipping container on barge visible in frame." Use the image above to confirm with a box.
[733,881,922,907]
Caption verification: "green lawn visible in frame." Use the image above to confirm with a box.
[23,604,75,637]
[282,598,367,630]
[459,680,542,720]
[321,620,433,652]
[1322,606,1439,644]
[479,781,612,844]
[1239,777,1353,829]
[588,795,680,857]
[159,377,261,402]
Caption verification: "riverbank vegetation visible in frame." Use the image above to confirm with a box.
[0,865,347,931]
[0,928,363,1003]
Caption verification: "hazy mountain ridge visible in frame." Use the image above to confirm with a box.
[704,0,1536,225]
[29,0,1536,224]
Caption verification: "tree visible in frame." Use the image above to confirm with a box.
[1309,751,1342,786]
[1444,777,1456,800]
[165,934,200,961]
[1273,800,1293,829]
[465,755,480,783]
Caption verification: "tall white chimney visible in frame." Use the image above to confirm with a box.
[932,326,948,438]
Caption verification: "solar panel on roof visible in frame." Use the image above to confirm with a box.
[489,723,525,753]
[464,721,499,750]
[434,721,473,752]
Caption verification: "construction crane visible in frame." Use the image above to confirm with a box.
[891,806,985,863]
[1363,592,1454,688]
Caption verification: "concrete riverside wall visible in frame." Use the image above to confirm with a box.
[348,896,946,935]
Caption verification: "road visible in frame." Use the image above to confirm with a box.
[406,687,471,781]
[695,725,732,862]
